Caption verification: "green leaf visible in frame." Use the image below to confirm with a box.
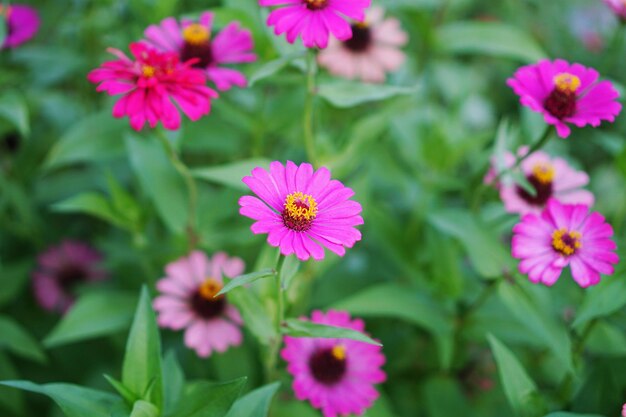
[487,335,545,417]
[498,282,573,374]
[228,287,276,345]
[586,321,626,357]
[172,378,246,417]
[279,255,300,290]
[162,351,185,416]
[428,209,511,278]
[423,377,474,417]
[572,278,626,328]
[224,382,280,417]
[122,287,163,409]
[104,375,138,406]
[543,413,606,417]
[249,53,305,86]
[125,133,189,233]
[44,111,126,171]
[282,319,382,346]
[130,400,160,417]
[51,192,129,229]
[106,172,143,227]
[217,269,276,296]
[436,22,547,63]
[331,283,454,368]
[0,381,120,417]
[0,91,29,137]
[0,260,32,308]
[0,352,24,414]
[0,316,46,363]
[44,291,137,347]
[318,82,418,108]
[192,159,270,191]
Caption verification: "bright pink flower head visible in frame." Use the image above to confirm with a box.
[512,199,619,288]
[491,147,594,215]
[507,59,621,138]
[281,310,386,417]
[87,42,218,131]
[153,251,245,357]
[143,12,257,91]
[259,0,371,49]
[32,240,107,314]
[239,161,363,261]
[622,403,626,417]
[318,6,407,83]
[1,4,39,49]
[604,0,626,19]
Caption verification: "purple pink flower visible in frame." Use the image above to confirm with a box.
[490,147,593,215]
[153,251,245,357]
[32,240,107,313]
[142,12,256,91]
[1,4,39,49]
[507,59,621,138]
[239,161,363,261]
[87,42,218,131]
[259,0,371,49]
[604,0,626,19]
[317,6,407,83]
[281,310,386,417]
[512,199,618,288]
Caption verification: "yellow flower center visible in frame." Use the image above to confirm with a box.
[552,228,582,256]
[142,65,156,78]
[183,23,211,45]
[331,345,347,361]
[198,278,223,300]
[531,162,555,184]
[282,191,318,231]
[553,73,581,94]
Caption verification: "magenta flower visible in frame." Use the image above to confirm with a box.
[1,4,39,49]
[604,0,626,19]
[32,240,107,314]
[143,12,256,91]
[512,199,618,288]
[281,310,386,417]
[259,0,371,49]
[153,251,245,357]
[318,6,408,83]
[239,161,363,261]
[507,59,621,138]
[491,147,594,215]
[87,42,218,131]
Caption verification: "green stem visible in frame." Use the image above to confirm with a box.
[303,49,318,165]
[155,130,199,249]
[265,254,288,383]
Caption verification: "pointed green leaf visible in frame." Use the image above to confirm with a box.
[573,278,626,328]
[0,91,30,137]
[217,269,276,296]
[122,287,163,409]
[0,316,46,363]
[192,159,270,191]
[282,319,382,346]
[318,82,418,108]
[0,381,120,417]
[248,53,305,86]
[51,192,129,229]
[130,400,159,417]
[172,378,246,417]
[227,287,276,346]
[279,255,300,290]
[225,382,280,417]
[104,374,139,406]
[162,351,185,416]
[44,291,137,347]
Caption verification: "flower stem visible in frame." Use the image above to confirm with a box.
[303,49,318,165]
[155,130,199,249]
[265,254,288,383]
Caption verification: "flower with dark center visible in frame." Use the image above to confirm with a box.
[304,0,328,10]
[308,346,348,385]
[189,278,226,319]
[543,73,579,119]
[343,23,372,52]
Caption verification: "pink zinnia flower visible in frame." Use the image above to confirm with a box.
[32,240,107,314]
[1,4,39,49]
[239,161,363,261]
[87,42,218,131]
[281,310,386,417]
[142,12,256,91]
[507,59,621,138]
[259,0,371,49]
[622,403,626,417]
[512,199,618,288]
[153,251,245,357]
[317,7,407,83]
[604,0,626,19]
[491,147,593,215]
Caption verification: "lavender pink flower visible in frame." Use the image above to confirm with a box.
[239,161,363,261]
[604,0,626,19]
[281,310,386,417]
[490,147,593,215]
[507,59,621,138]
[143,12,256,91]
[153,251,245,357]
[87,42,218,131]
[1,4,40,49]
[318,7,407,83]
[259,0,371,49]
[32,240,107,313]
[512,199,618,288]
